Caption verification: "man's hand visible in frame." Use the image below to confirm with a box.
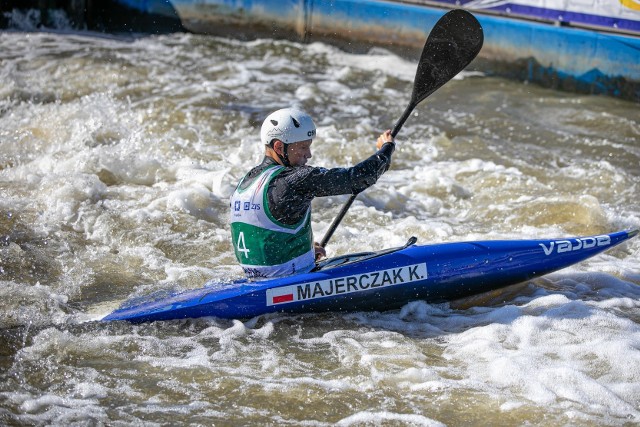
[376,130,394,150]
[314,242,326,261]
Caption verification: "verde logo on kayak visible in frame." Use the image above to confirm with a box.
[539,235,611,256]
[266,263,428,306]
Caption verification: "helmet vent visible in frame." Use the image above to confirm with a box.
[291,117,300,128]
[270,120,278,126]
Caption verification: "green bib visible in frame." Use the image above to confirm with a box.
[230,166,314,278]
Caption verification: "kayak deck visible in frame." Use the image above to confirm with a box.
[102,229,638,323]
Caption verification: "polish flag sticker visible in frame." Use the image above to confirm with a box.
[270,291,294,305]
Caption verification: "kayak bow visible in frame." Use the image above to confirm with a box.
[103,229,638,323]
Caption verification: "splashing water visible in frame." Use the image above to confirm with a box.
[0,27,639,426]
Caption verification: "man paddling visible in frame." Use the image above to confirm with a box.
[230,107,395,279]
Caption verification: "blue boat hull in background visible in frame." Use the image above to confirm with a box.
[103,229,638,323]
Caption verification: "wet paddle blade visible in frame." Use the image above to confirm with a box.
[412,9,484,105]
[391,9,483,136]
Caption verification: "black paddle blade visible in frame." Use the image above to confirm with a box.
[390,9,483,137]
[412,9,484,105]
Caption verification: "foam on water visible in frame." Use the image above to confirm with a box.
[443,295,640,420]
[0,27,639,426]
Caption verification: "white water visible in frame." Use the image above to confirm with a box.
[0,23,639,426]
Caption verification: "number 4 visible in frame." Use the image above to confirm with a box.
[237,231,250,258]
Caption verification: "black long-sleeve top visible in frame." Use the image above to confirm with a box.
[237,143,395,225]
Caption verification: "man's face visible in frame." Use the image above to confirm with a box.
[286,139,313,166]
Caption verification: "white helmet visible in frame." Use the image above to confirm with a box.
[260,108,316,146]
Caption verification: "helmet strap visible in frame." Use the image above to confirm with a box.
[282,144,291,167]
[268,140,291,167]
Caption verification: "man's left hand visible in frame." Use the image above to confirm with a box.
[314,242,326,260]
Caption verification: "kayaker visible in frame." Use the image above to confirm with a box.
[230,107,395,279]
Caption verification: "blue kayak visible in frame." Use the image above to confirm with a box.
[103,229,638,323]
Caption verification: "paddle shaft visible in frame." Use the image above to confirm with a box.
[319,102,413,248]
